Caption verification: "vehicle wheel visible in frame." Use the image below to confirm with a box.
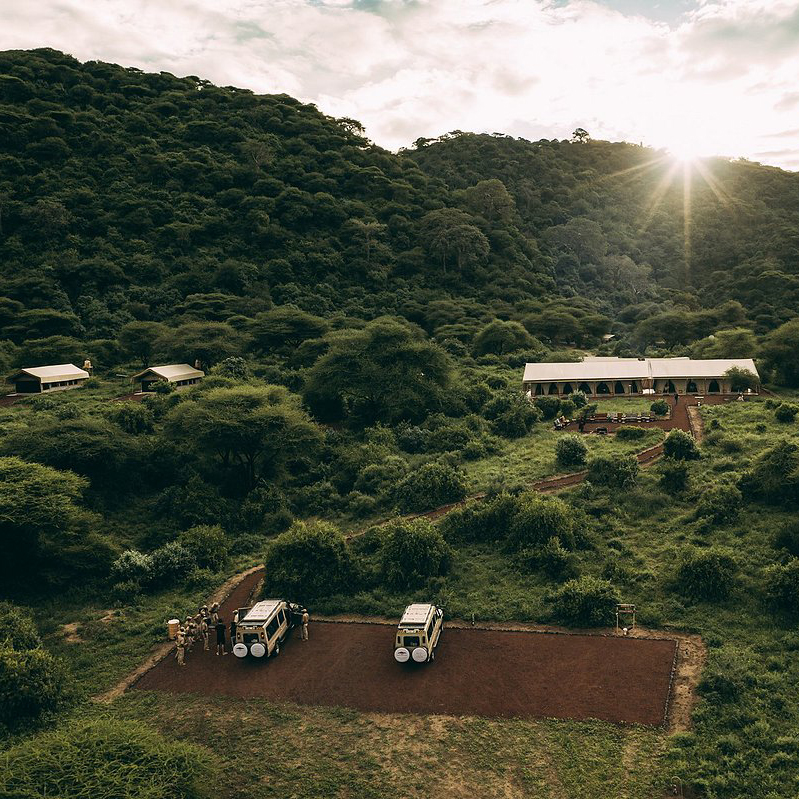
[430,649,435,661]
[273,643,280,657]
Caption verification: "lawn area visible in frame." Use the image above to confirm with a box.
[463,424,663,493]
[109,691,668,799]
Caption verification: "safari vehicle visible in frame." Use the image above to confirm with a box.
[393,603,444,664]
[232,599,301,659]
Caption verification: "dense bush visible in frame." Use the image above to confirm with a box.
[615,425,647,441]
[533,395,561,419]
[695,483,743,524]
[263,521,356,600]
[587,454,639,488]
[354,457,409,496]
[556,434,588,469]
[774,403,799,423]
[664,428,700,460]
[774,523,799,556]
[677,547,737,601]
[106,402,155,435]
[739,440,799,504]
[149,542,197,587]
[516,536,578,579]
[0,718,211,799]
[0,645,72,728]
[764,558,799,613]
[380,518,452,589]
[394,461,468,513]
[650,399,669,416]
[659,460,689,493]
[110,549,153,585]
[439,493,521,543]
[178,525,229,571]
[483,391,541,437]
[0,601,41,650]
[548,576,618,626]
[507,493,576,552]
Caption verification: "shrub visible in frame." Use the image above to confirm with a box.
[150,379,175,394]
[533,395,561,420]
[0,718,211,799]
[380,518,452,589]
[439,493,521,543]
[664,429,699,460]
[484,391,541,437]
[660,460,689,493]
[110,549,153,585]
[695,484,742,524]
[427,425,472,452]
[394,461,468,513]
[549,576,618,626]
[774,403,799,423]
[739,440,799,504]
[677,547,737,601]
[587,454,639,488]
[567,391,587,408]
[263,521,356,600]
[396,424,432,454]
[109,579,144,605]
[346,490,378,518]
[149,542,196,587]
[774,523,799,555]
[615,425,647,441]
[0,602,41,650]
[507,493,576,552]
[650,399,669,416]
[517,536,578,579]
[178,525,229,571]
[106,402,155,434]
[764,558,799,613]
[0,645,71,727]
[556,434,588,469]
[213,356,249,379]
[559,399,576,418]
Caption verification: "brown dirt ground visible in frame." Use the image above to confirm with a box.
[133,569,678,727]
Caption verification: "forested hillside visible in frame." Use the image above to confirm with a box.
[1,48,799,377]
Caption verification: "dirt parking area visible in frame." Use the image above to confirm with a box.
[134,618,676,726]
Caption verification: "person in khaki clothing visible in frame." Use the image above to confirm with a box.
[301,609,309,641]
[175,627,186,666]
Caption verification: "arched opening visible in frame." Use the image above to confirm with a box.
[709,379,720,393]
[614,381,625,395]
[687,380,698,393]
[579,382,592,394]
[548,383,559,395]
[534,383,543,395]
[596,382,610,394]
[662,380,676,394]
[630,381,639,393]
[562,383,573,395]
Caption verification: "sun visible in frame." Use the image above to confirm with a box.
[667,138,704,165]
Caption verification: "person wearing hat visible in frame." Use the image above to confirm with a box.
[301,609,309,641]
[210,602,220,626]
[229,611,238,650]
[198,613,209,651]
[175,627,186,666]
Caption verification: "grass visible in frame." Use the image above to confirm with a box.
[109,691,668,799]
[463,425,663,493]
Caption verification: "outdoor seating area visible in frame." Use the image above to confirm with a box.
[553,411,658,430]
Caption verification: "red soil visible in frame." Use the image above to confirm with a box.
[134,571,676,726]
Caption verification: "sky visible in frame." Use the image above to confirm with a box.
[2,0,799,169]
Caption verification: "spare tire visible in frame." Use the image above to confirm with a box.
[250,642,266,658]
[412,647,428,663]
[394,647,410,663]
[232,643,248,658]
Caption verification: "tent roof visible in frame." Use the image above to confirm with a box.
[11,364,89,382]
[131,364,204,382]
[523,357,759,384]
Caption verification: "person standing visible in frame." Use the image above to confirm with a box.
[229,612,238,649]
[198,614,209,651]
[210,602,220,626]
[175,627,186,667]
[301,609,309,641]
[673,392,679,406]
[215,616,227,655]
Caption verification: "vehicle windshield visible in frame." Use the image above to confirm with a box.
[402,636,420,647]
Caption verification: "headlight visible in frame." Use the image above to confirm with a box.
[412,647,428,663]
[394,647,410,663]
[250,642,266,658]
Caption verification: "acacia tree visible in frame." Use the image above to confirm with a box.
[248,307,328,353]
[303,318,453,425]
[118,320,167,366]
[420,209,490,273]
[165,385,322,491]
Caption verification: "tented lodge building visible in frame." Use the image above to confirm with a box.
[132,364,205,392]
[522,357,759,397]
[9,364,90,394]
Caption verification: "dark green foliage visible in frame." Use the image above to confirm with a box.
[516,536,579,579]
[739,440,799,504]
[0,718,211,799]
[659,460,689,493]
[263,521,356,601]
[148,542,196,587]
[533,395,561,419]
[723,366,759,392]
[774,403,798,423]
[0,602,41,650]
[394,461,468,513]
[650,399,669,416]
[764,558,799,613]
[677,547,737,601]
[213,356,249,380]
[438,493,521,543]
[473,319,538,355]
[664,428,700,460]
[177,525,229,571]
[614,425,647,441]
[0,645,72,728]
[106,401,155,434]
[483,390,541,437]
[507,493,576,552]
[695,484,743,524]
[587,454,639,488]
[774,522,799,556]
[548,576,618,626]
[555,434,588,469]
[110,549,153,586]
[379,518,452,589]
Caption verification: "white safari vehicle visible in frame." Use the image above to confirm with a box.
[393,603,444,664]
[232,599,300,659]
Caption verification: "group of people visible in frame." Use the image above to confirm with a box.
[174,602,232,666]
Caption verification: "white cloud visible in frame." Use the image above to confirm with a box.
[1,0,798,168]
